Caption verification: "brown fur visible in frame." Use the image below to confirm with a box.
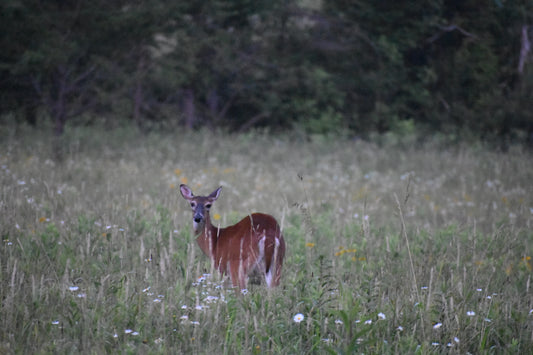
[180,185,285,289]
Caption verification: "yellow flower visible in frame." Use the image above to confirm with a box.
[180,176,188,184]
[305,242,316,248]
[505,264,512,276]
[38,217,47,223]
[213,213,221,221]
[174,169,182,176]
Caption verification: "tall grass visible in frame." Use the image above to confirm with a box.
[1,125,532,353]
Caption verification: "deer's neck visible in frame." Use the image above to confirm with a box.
[196,214,219,260]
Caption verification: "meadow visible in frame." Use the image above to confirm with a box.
[1,125,532,354]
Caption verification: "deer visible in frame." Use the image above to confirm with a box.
[179,184,285,290]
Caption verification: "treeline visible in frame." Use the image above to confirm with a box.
[1,0,532,142]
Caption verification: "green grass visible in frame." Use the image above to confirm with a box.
[1,125,532,354]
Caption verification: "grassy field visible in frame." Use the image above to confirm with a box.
[1,125,532,354]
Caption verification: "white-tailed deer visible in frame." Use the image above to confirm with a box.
[180,184,285,289]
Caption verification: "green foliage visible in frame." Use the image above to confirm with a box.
[2,1,533,142]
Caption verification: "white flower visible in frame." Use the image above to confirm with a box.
[241,288,249,295]
[335,319,343,325]
[293,313,305,323]
[454,337,460,343]
[466,311,476,316]
[69,286,79,292]
[433,322,442,329]
[142,287,151,293]
[124,329,133,334]
[378,312,386,320]
[204,295,219,303]
[131,331,139,336]
[364,319,372,325]
[397,325,404,331]
[51,320,60,325]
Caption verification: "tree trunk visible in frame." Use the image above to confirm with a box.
[183,88,196,129]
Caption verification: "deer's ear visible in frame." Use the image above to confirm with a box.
[180,184,194,200]
[208,186,222,201]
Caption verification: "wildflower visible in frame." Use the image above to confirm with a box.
[69,286,79,292]
[153,298,162,303]
[154,337,163,344]
[142,287,151,293]
[397,326,404,331]
[180,176,188,184]
[195,305,203,311]
[77,293,86,298]
[420,286,428,290]
[180,315,189,321]
[131,331,139,336]
[364,319,372,325]
[293,313,304,323]
[466,311,476,317]
[241,288,249,295]
[476,288,483,292]
[454,337,460,343]
[433,323,442,329]
[213,213,221,221]
[181,305,187,310]
[51,320,60,325]
[484,318,492,322]
[190,321,200,325]
[335,319,343,325]
[125,329,133,334]
[113,333,118,338]
[378,312,386,320]
[204,295,219,303]
[305,242,316,248]
[431,342,439,346]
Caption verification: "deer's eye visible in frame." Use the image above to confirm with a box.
[190,202,196,208]
[205,203,212,209]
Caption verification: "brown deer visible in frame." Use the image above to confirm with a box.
[180,184,285,289]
